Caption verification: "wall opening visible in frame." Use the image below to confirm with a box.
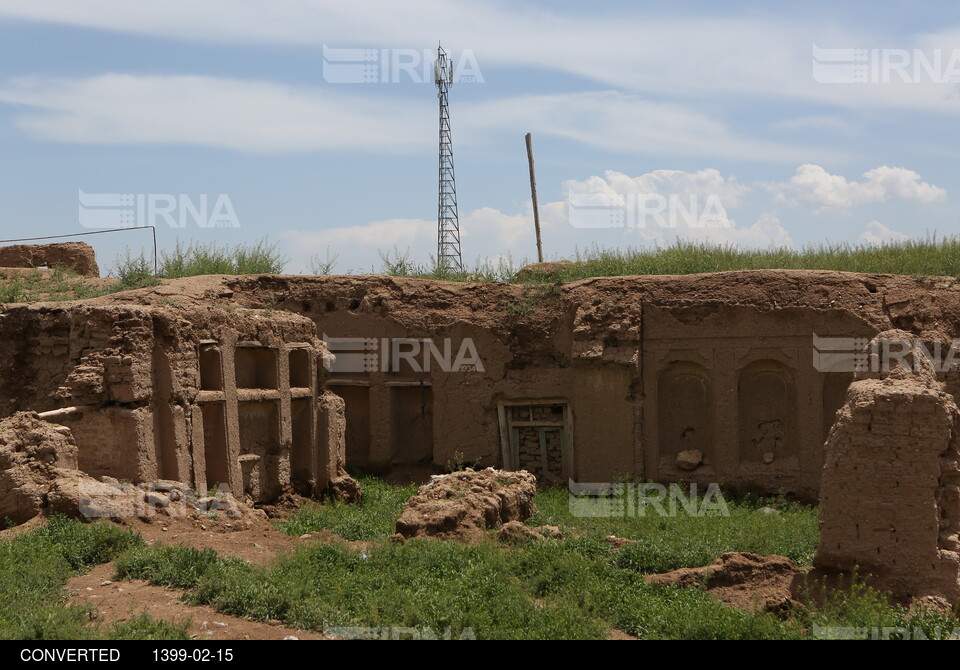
[289,348,312,388]
[290,398,314,494]
[200,402,230,492]
[238,400,281,499]
[737,360,798,464]
[152,344,182,481]
[389,385,433,464]
[199,345,223,391]
[822,372,853,444]
[235,347,278,389]
[657,362,713,469]
[332,386,371,468]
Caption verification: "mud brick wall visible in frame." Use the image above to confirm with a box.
[13,269,960,500]
[0,302,346,503]
[816,375,960,602]
[231,271,895,496]
[0,242,99,276]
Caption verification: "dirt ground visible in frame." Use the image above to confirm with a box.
[56,502,388,640]
[114,514,301,566]
[67,563,324,641]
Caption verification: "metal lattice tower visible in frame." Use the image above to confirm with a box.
[435,45,462,274]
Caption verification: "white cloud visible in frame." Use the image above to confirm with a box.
[0,74,434,153]
[766,164,946,211]
[611,212,794,249]
[0,75,833,161]
[4,1,960,114]
[282,217,435,273]
[687,213,794,248]
[564,168,750,229]
[460,91,839,164]
[859,220,912,245]
[773,115,861,133]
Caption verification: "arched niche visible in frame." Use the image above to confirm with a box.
[737,360,798,463]
[658,362,713,464]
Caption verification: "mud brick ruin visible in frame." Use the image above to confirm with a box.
[816,331,960,603]
[0,242,99,277]
[7,246,960,602]
[0,302,344,503]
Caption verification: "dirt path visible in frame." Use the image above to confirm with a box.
[116,515,302,565]
[67,564,325,640]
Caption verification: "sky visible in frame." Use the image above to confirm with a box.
[0,0,959,274]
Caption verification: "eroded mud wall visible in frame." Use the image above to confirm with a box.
[249,272,888,495]
[12,269,956,497]
[0,303,344,503]
[815,335,960,602]
[0,242,99,276]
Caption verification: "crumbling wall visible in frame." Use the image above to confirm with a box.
[0,242,99,276]
[12,269,960,498]
[134,271,908,495]
[815,331,960,602]
[0,301,347,506]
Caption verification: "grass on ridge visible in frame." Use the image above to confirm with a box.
[379,236,960,283]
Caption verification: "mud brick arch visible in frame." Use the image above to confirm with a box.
[657,361,714,469]
[736,359,798,465]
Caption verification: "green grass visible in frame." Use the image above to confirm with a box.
[115,546,220,589]
[0,267,125,304]
[277,475,417,541]
[379,236,960,283]
[154,238,286,278]
[0,516,189,640]
[376,247,519,282]
[113,238,286,286]
[112,250,161,291]
[0,238,289,303]
[105,613,191,641]
[530,486,820,570]
[108,478,960,639]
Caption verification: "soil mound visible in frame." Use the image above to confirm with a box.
[393,468,537,542]
[646,552,805,613]
[496,520,562,543]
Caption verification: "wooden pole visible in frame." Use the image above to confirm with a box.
[525,132,544,263]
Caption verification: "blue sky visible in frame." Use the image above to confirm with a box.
[0,1,959,273]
